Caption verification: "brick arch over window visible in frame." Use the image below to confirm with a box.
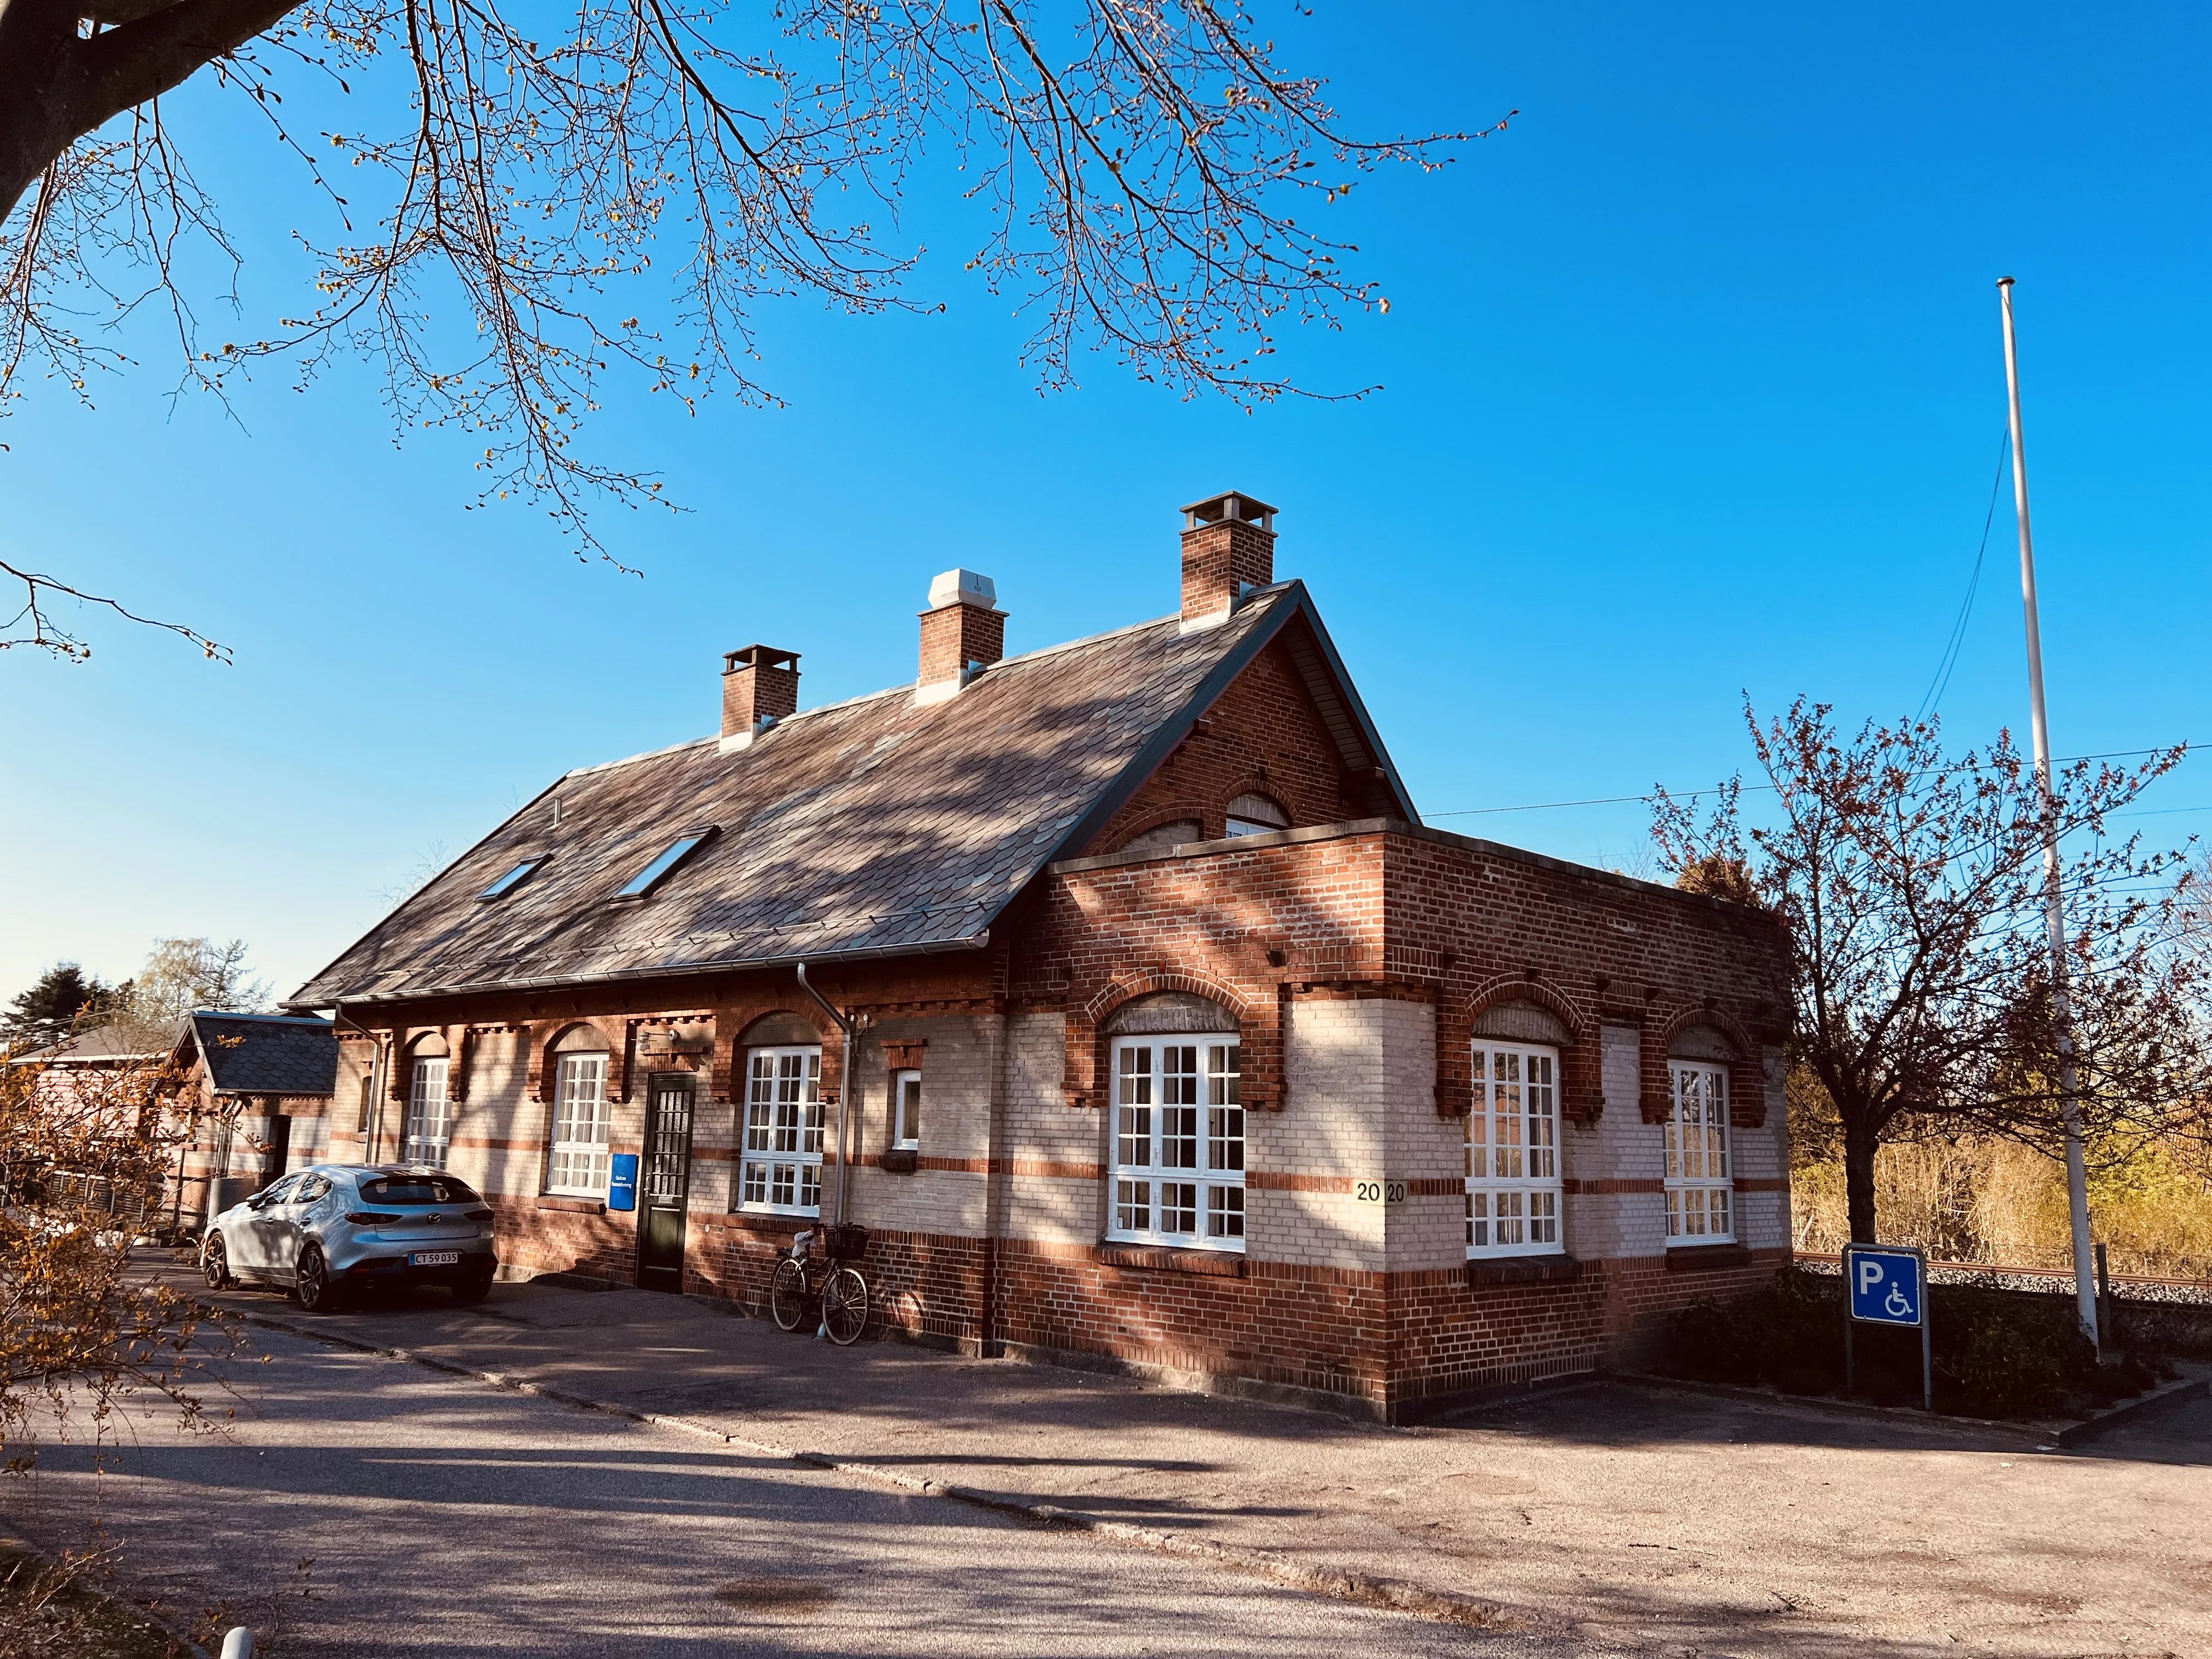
[1069,970,1276,1111]
[528,1017,626,1103]
[1643,1004,1768,1128]
[707,1001,843,1107]
[1113,803,1210,855]
[1441,975,1600,1125]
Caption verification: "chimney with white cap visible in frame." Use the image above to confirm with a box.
[1180,490,1276,629]
[916,568,1004,706]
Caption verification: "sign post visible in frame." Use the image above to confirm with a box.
[1843,1243,1931,1412]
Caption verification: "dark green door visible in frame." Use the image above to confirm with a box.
[638,1074,695,1293]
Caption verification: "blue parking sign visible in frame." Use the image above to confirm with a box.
[1844,1244,1925,1327]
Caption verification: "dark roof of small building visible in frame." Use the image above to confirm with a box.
[290,583,1416,1008]
[180,1011,338,1096]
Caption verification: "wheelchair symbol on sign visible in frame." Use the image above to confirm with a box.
[1885,1284,1912,1319]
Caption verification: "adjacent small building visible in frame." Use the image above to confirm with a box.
[286,494,1793,1419]
[167,1011,340,1216]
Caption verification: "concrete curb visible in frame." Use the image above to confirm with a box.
[1617,1367,2209,1448]
[216,1304,1516,1632]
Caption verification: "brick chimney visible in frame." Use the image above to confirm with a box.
[1180,491,1277,629]
[916,569,1005,706]
[720,645,799,753]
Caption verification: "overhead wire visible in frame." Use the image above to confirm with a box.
[1912,426,2014,726]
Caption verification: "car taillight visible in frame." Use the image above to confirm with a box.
[345,1211,402,1224]
[466,1208,494,1222]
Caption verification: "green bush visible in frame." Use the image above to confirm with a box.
[1658,1267,2182,1420]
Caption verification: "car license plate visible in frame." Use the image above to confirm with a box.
[410,1251,461,1267]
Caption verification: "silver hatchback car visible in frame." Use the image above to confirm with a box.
[202,1164,498,1312]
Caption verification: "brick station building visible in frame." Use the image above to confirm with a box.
[289,493,1793,1420]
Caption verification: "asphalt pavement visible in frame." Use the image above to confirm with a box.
[3,1322,1561,1659]
[44,1261,2211,1658]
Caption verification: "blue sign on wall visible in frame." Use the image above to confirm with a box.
[607,1153,639,1213]
[1844,1244,1925,1327]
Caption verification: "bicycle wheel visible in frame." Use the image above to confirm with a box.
[821,1266,870,1347]
[769,1257,809,1331]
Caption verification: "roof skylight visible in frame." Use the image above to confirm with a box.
[477,857,547,900]
[614,830,715,900]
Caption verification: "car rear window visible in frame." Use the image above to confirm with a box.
[359,1176,483,1206]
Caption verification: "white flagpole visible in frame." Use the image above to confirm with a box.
[1997,275,2100,1353]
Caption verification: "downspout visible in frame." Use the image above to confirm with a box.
[793,963,859,1229]
[328,1006,390,1165]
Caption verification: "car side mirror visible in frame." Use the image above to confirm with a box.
[245,1194,269,1211]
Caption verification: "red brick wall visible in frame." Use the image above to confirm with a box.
[1086,636,1366,853]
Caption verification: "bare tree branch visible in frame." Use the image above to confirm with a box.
[0,2,1502,658]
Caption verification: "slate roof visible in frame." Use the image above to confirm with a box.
[290,583,1416,1008]
[181,1011,339,1096]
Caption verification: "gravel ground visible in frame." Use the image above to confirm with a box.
[92,1259,2212,1658]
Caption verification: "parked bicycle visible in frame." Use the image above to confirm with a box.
[770,1223,870,1345]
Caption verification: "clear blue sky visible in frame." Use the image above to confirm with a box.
[5,2,2208,1005]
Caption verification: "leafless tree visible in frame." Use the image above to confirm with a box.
[1,2,1505,658]
[1653,699,2208,1244]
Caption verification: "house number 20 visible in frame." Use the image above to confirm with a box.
[1356,1179,1408,1205]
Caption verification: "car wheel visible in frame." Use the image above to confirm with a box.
[294,1246,343,1313]
[450,1269,494,1306]
[202,1233,233,1291]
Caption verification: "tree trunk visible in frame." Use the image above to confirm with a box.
[1842,1116,1881,1244]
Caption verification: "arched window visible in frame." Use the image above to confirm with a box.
[1224,793,1289,837]
[740,1013,824,1215]
[1465,1039,1562,1257]
[1666,1062,1733,1243]
[403,1034,451,1170]
[1104,994,1244,1251]
[545,1026,612,1197]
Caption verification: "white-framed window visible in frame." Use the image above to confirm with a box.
[402,1057,452,1169]
[740,1046,823,1214]
[1466,1043,1563,1257]
[546,1052,612,1196]
[1107,1036,1244,1251]
[893,1069,922,1150]
[1666,1062,1733,1242]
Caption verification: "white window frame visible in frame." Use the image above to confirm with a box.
[740,1046,824,1215]
[1106,1035,1245,1252]
[402,1056,452,1169]
[1223,792,1290,837]
[1465,1042,1564,1258]
[1665,1061,1734,1243]
[546,1052,612,1197]
[892,1068,922,1151]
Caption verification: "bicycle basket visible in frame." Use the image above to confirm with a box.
[823,1223,870,1262]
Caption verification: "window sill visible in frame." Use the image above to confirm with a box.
[1097,1243,1246,1278]
[1465,1253,1581,1287]
[536,1195,606,1215]
[879,1148,919,1175]
[726,1211,818,1235]
[1666,1242,1752,1272]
